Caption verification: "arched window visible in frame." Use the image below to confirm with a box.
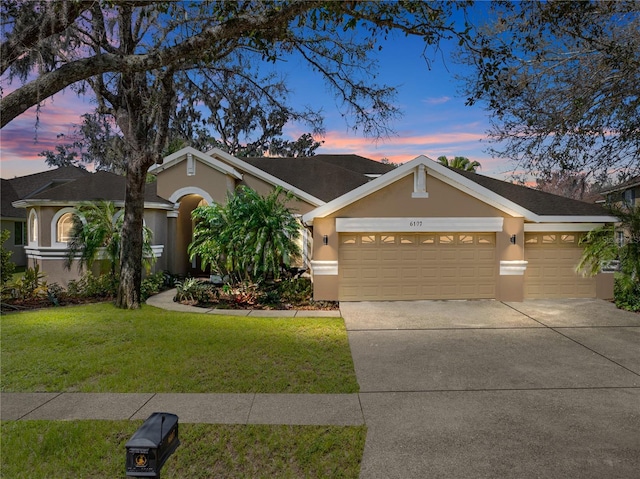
[56,212,75,243]
[51,208,80,247]
[28,210,38,244]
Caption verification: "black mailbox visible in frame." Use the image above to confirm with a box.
[125,412,180,478]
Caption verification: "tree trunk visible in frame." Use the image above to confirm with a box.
[115,157,149,309]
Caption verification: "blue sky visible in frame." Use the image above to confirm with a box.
[0,11,513,180]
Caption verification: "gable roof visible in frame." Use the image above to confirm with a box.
[303,155,618,225]
[598,175,640,195]
[4,166,91,198]
[312,154,396,176]
[149,146,243,179]
[205,148,327,206]
[1,179,24,219]
[452,168,610,217]
[12,170,173,209]
[242,157,379,202]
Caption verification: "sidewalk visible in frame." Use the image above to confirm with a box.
[0,392,363,425]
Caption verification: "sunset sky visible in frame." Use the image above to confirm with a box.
[0,11,513,181]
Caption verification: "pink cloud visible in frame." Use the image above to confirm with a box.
[1,91,92,178]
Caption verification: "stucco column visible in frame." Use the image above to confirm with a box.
[497,217,526,302]
[310,217,339,301]
[166,209,179,274]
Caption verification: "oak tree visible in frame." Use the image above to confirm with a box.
[2,1,473,308]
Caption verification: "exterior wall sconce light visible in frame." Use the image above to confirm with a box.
[510,234,517,244]
[323,235,329,246]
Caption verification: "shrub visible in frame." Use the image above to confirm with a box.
[174,278,213,304]
[614,275,640,312]
[272,277,313,304]
[66,272,118,298]
[140,271,169,300]
[1,229,16,287]
[12,264,47,300]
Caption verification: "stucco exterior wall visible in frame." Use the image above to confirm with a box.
[331,174,508,219]
[156,160,233,204]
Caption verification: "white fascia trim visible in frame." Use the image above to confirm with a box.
[524,222,616,232]
[26,245,164,260]
[336,217,504,233]
[303,156,531,224]
[525,216,618,225]
[13,200,174,211]
[500,260,528,276]
[168,186,215,205]
[150,146,243,180]
[310,260,338,276]
[205,148,326,207]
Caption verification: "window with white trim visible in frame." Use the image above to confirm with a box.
[56,212,75,243]
[28,210,38,244]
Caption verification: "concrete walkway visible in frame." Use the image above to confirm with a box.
[3,296,640,478]
[1,392,363,425]
[145,288,341,317]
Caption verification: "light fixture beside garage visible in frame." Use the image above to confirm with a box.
[510,234,517,244]
[323,235,329,245]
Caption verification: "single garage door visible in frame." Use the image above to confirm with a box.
[524,232,596,299]
[339,233,496,301]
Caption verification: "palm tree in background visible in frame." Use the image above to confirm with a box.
[437,156,481,172]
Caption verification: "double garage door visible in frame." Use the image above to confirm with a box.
[339,232,496,301]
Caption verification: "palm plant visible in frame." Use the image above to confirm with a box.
[437,155,481,172]
[577,203,640,310]
[189,186,301,283]
[66,201,155,277]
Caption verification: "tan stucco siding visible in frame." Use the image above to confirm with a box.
[329,174,509,219]
[156,161,232,204]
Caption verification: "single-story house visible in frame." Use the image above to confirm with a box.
[2,147,618,301]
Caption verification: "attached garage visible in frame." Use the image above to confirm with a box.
[338,232,496,301]
[524,232,597,299]
[304,156,617,302]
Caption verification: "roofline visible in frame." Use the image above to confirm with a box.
[303,155,530,224]
[302,155,617,225]
[12,199,175,211]
[150,146,243,180]
[205,148,326,207]
[599,179,640,195]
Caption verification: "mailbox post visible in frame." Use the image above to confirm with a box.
[125,413,180,478]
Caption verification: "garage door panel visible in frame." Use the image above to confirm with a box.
[524,233,596,299]
[402,268,419,280]
[360,250,378,261]
[339,232,497,301]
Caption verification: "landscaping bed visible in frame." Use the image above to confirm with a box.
[174,276,339,310]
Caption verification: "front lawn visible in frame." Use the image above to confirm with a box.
[1,303,358,393]
[1,420,366,478]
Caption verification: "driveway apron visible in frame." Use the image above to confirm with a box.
[341,299,640,479]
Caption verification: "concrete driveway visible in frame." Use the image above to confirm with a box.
[340,299,640,478]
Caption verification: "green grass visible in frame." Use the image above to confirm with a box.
[1,420,367,478]
[1,303,359,393]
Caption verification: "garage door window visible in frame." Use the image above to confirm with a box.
[526,233,584,246]
[420,235,435,244]
[400,235,415,244]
